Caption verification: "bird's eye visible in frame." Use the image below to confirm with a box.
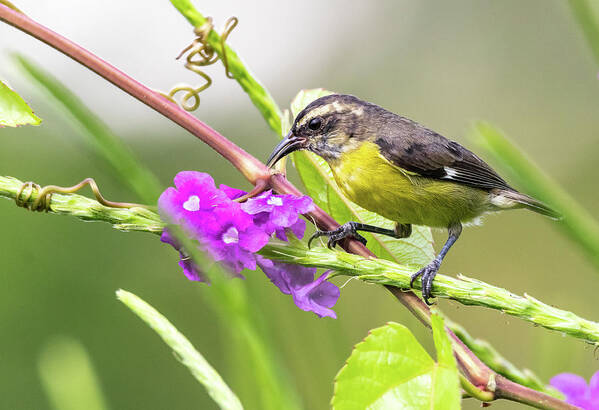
[308,117,322,131]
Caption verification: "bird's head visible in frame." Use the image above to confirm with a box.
[267,94,377,167]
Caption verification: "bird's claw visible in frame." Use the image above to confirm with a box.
[410,259,441,305]
[308,223,368,249]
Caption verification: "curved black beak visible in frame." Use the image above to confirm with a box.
[266,132,306,168]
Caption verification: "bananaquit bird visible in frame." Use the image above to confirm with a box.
[266,94,560,304]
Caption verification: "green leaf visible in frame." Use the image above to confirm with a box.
[430,314,461,408]
[13,54,162,204]
[117,289,243,410]
[287,89,434,267]
[0,79,41,127]
[332,315,460,410]
[431,314,456,368]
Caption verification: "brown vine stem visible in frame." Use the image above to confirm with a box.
[0,5,574,409]
[0,5,265,185]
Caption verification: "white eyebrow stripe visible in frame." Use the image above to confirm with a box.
[297,104,334,128]
[296,102,354,128]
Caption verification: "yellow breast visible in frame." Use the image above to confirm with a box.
[327,142,489,227]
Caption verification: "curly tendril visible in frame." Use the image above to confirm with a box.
[161,16,238,111]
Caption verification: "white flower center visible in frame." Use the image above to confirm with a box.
[183,195,201,212]
[267,196,283,206]
[222,227,239,244]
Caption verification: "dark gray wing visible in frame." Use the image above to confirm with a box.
[374,115,513,192]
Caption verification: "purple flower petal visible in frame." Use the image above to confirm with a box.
[274,218,306,241]
[157,187,181,222]
[174,171,216,190]
[161,229,206,282]
[242,192,313,234]
[256,257,339,318]
[220,184,247,200]
[551,373,591,407]
[589,371,599,399]
[221,246,254,274]
[256,256,292,295]
[239,226,270,252]
[158,172,231,231]
[285,263,318,288]
[270,206,299,227]
[159,172,263,278]
[159,171,335,317]
[179,253,204,281]
[290,219,307,239]
[241,191,273,214]
[293,196,315,214]
[551,373,588,399]
[160,229,176,247]
[291,272,340,319]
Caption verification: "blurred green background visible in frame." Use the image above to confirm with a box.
[1,1,599,409]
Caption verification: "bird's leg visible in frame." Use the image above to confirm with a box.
[394,222,412,239]
[15,178,152,212]
[308,222,412,249]
[410,222,462,305]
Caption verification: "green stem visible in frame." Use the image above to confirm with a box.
[169,0,283,134]
[460,374,494,402]
[260,242,599,345]
[117,290,243,410]
[0,175,163,233]
[4,175,596,349]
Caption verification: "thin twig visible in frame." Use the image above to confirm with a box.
[0,5,266,185]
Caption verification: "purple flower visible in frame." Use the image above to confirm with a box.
[219,184,246,201]
[199,206,270,273]
[159,173,269,275]
[158,171,230,227]
[257,257,340,318]
[550,370,599,409]
[158,171,339,318]
[160,229,205,281]
[242,190,313,240]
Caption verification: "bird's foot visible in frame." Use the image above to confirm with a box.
[410,258,441,305]
[308,222,367,249]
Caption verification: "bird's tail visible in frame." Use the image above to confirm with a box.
[492,190,562,220]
